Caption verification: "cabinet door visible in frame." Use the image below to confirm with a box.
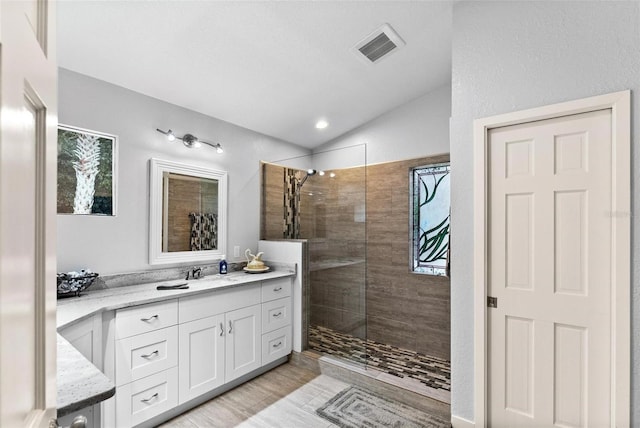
[178,314,225,404]
[59,315,102,427]
[59,314,102,370]
[225,305,261,382]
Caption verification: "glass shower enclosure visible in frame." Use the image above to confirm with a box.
[260,145,367,366]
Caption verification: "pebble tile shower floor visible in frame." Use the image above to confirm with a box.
[309,325,450,402]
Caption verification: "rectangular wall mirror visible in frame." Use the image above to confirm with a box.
[149,158,227,264]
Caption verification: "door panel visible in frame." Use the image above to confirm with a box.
[178,314,225,404]
[488,110,612,427]
[0,1,57,426]
[554,324,586,427]
[225,305,261,382]
[504,316,534,417]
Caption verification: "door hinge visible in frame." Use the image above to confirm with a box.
[487,296,498,308]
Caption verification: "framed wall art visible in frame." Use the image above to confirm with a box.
[57,124,117,215]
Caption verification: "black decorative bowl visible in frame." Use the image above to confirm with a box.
[57,272,99,298]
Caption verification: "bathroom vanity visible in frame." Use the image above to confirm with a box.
[57,268,294,427]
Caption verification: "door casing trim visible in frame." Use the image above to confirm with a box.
[472,90,631,427]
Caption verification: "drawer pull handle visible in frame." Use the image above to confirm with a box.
[273,287,282,292]
[272,312,282,318]
[273,341,283,348]
[228,320,233,334]
[141,350,159,359]
[141,392,159,403]
[140,315,159,322]
[219,322,224,336]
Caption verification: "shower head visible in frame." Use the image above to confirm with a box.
[299,169,317,188]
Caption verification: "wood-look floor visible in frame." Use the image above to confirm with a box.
[160,363,348,427]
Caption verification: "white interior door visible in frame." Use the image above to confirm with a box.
[0,1,57,427]
[488,109,613,427]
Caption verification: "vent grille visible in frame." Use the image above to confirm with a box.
[354,23,405,64]
[358,32,397,63]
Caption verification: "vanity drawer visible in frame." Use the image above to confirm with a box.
[261,278,291,302]
[116,366,178,428]
[116,299,178,339]
[115,326,178,386]
[179,283,260,324]
[262,326,292,365]
[261,297,291,334]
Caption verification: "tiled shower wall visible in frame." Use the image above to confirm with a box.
[260,155,450,360]
[367,155,450,360]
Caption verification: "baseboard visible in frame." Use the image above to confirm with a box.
[451,415,475,428]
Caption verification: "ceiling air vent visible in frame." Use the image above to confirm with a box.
[354,23,405,64]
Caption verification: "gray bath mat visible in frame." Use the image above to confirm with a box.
[316,386,450,428]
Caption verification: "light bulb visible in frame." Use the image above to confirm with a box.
[167,130,176,142]
[193,141,202,148]
[216,145,223,154]
[315,119,328,129]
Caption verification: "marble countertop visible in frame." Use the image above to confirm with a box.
[57,335,115,417]
[56,266,295,417]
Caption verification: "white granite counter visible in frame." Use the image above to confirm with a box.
[57,335,115,417]
[56,266,295,417]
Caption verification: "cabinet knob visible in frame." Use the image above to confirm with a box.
[140,314,159,322]
[49,415,88,428]
[70,415,88,428]
[273,341,283,348]
[219,322,224,336]
[273,286,282,292]
[228,320,233,334]
[272,312,282,318]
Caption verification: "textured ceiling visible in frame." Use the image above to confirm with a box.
[57,1,452,148]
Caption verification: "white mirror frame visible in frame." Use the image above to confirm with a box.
[149,158,228,265]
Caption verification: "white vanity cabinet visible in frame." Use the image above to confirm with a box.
[101,276,293,427]
[114,300,179,427]
[59,314,103,428]
[260,278,292,365]
[177,283,262,404]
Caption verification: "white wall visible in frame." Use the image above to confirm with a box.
[313,84,451,165]
[58,69,310,274]
[450,1,640,424]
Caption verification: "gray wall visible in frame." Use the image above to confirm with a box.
[314,84,451,165]
[58,69,309,274]
[450,1,640,423]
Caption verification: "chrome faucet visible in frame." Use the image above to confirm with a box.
[186,267,203,280]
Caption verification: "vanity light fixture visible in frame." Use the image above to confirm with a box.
[156,128,223,153]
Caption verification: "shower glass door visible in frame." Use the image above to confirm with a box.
[262,145,367,367]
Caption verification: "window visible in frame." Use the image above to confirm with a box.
[410,163,450,275]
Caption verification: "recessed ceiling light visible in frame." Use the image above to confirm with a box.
[315,120,328,129]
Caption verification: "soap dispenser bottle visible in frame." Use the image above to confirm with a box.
[219,255,228,275]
